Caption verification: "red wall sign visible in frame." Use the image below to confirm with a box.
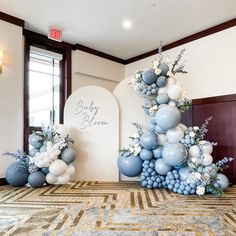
[48,27,62,42]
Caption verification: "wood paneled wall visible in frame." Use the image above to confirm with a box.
[182,94,236,184]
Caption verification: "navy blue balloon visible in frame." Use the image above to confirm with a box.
[142,69,157,85]
[117,153,142,177]
[156,94,169,104]
[41,167,49,175]
[6,162,29,187]
[140,149,153,161]
[140,132,158,150]
[158,63,169,76]
[61,148,76,164]
[156,76,167,87]
[28,171,46,188]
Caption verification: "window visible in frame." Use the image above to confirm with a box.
[29,47,62,127]
[24,30,72,151]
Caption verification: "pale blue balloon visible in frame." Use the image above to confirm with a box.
[162,142,187,167]
[117,154,142,177]
[28,171,46,188]
[155,158,172,175]
[140,149,153,161]
[142,69,157,85]
[29,148,40,157]
[28,133,43,149]
[156,76,167,87]
[203,164,218,178]
[140,132,158,150]
[154,125,166,134]
[155,105,181,130]
[153,146,163,159]
[149,122,156,132]
[174,161,188,170]
[216,173,229,190]
[158,63,169,76]
[40,145,47,153]
[156,94,169,104]
[179,167,191,180]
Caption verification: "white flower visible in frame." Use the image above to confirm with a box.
[202,173,211,185]
[187,171,202,184]
[191,158,201,165]
[193,126,199,131]
[132,132,140,139]
[196,186,205,195]
[149,105,158,113]
[135,73,141,79]
[131,78,136,84]
[129,147,134,154]
[189,131,195,138]
[167,70,173,77]
[134,145,142,156]
[153,60,159,68]
[155,68,162,75]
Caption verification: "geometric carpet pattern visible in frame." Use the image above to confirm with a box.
[0,182,236,236]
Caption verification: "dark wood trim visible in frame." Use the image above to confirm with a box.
[75,44,126,64]
[0,11,24,27]
[125,18,236,64]
[192,94,236,105]
[0,178,7,186]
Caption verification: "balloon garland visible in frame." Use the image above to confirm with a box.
[118,47,233,195]
[3,125,76,187]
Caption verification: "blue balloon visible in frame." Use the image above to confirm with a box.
[117,154,142,177]
[156,76,167,87]
[149,122,156,132]
[140,149,153,161]
[40,145,47,153]
[29,148,40,157]
[140,132,158,150]
[203,164,218,178]
[216,173,229,190]
[6,162,29,187]
[154,125,166,134]
[41,167,49,175]
[162,142,187,167]
[61,148,76,164]
[179,167,191,180]
[155,105,181,130]
[28,133,43,149]
[28,171,46,188]
[158,63,169,76]
[153,146,163,159]
[156,94,169,104]
[142,69,157,85]
[155,158,172,175]
[175,161,188,170]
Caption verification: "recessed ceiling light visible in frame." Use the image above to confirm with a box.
[122,20,132,29]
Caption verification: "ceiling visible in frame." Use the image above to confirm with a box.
[0,0,236,60]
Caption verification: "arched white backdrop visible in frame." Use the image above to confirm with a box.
[64,86,119,181]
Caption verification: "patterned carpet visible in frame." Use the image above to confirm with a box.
[0,182,235,236]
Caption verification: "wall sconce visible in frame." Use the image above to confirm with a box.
[0,49,3,73]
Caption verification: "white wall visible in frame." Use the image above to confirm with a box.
[72,50,125,92]
[0,20,24,178]
[125,27,236,99]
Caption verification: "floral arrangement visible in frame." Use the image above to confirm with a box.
[3,125,76,188]
[118,44,233,196]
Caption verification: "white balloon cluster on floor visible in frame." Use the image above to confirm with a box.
[118,48,233,195]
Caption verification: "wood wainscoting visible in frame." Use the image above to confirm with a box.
[182,94,236,184]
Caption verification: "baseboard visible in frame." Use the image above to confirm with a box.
[0,178,7,186]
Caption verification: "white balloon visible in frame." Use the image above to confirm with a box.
[202,153,213,166]
[158,134,168,145]
[66,165,75,176]
[168,100,176,107]
[199,140,213,154]
[57,174,70,185]
[166,126,184,142]
[167,77,176,87]
[178,123,188,132]
[49,160,67,176]
[167,84,183,100]
[189,145,201,158]
[50,153,57,160]
[54,149,61,156]
[158,87,168,95]
[46,173,58,184]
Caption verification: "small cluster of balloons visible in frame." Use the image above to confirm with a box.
[118,48,232,195]
[5,126,76,188]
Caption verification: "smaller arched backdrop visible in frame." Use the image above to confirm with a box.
[64,86,119,181]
